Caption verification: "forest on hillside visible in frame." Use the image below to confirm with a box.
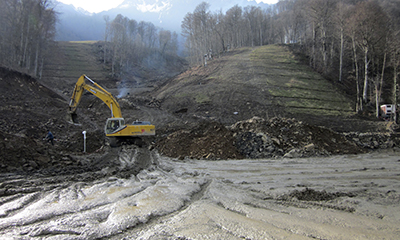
[1,0,400,118]
[0,0,56,78]
[102,14,180,78]
[181,0,400,116]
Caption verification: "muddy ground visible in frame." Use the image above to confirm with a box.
[0,150,399,239]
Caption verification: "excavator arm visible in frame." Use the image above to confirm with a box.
[69,75,122,118]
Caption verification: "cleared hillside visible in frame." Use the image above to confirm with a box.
[154,45,360,130]
[251,46,352,115]
[40,41,112,96]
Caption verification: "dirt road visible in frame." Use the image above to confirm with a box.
[0,149,399,239]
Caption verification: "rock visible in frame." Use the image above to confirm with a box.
[284,149,302,158]
[305,143,315,150]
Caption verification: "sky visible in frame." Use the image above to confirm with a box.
[56,0,279,13]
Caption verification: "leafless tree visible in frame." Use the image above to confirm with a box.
[348,1,388,104]
[159,30,172,55]
[225,5,243,49]
[0,0,56,77]
[181,2,213,65]
[103,15,110,65]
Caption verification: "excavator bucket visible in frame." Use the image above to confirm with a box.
[67,111,79,124]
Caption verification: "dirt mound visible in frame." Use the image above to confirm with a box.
[155,121,243,160]
[231,117,366,158]
[0,131,47,171]
[154,116,367,160]
[280,188,356,201]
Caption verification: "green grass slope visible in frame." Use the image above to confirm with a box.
[252,45,353,115]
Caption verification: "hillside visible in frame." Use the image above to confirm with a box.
[152,45,383,132]
[40,41,112,96]
[0,42,395,174]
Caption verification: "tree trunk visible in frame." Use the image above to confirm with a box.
[363,46,369,103]
[394,58,398,123]
[378,51,387,111]
[321,27,327,73]
[339,26,344,82]
[104,16,109,65]
[375,78,380,118]
[34,39,40,77]
[352,35,360,111]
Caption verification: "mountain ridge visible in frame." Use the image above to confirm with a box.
[55,0,271,41]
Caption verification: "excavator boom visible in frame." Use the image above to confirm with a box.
[69,75,122,118]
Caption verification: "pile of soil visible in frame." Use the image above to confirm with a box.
[155,121,243,160]
[231,116,366,158]
[154,116,367,160]
[279,188,356,201]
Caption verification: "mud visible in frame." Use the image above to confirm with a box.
[0,150,399,239]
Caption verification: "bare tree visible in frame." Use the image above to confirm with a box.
[0,0,56,77]
[225,5,243,49]
[103,15,110,65]
[348,1,388,103]
[181,2,212,65]
[305,0,337,73]
[334,1,351,83]
[159,30,171,55]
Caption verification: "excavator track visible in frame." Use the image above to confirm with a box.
[108,136,145,148]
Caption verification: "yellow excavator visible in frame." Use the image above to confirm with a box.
[68,74,155,145]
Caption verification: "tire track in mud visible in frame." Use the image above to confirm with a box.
[0,147,154,236]
[0,147,209,239]
[109,176,213,240]
[16,186,149,238]
[135,153,400,240]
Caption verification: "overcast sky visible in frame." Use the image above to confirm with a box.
[56,0,279,13]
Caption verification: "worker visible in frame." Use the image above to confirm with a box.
[111,121,119,130]
[45,130,54,145]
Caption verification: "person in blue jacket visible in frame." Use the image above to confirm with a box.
[45,130,54,145]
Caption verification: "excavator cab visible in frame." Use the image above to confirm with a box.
[105,118,125,134]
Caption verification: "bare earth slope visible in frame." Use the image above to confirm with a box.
[151,45,395,159]
[0,67,107,174]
